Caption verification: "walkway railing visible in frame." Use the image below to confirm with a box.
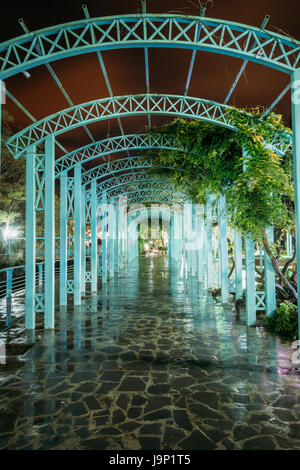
[0,258,76,331]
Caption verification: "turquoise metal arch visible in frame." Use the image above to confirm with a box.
[0,14,299,80]
[82,156,186,187]
[7,95,292,159]
[118,194,187,205]
[55,133,187,176]
[102,180,188,201]
[108,187,189,204]
[82,156,152,185]
[93,171,173,195]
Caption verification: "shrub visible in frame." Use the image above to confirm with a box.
[262,301,298,340]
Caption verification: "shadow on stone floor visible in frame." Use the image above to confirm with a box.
[0,256,299,450]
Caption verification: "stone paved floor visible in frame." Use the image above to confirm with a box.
[0,256,299,450]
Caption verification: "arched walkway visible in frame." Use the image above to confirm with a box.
[0,4,300,451]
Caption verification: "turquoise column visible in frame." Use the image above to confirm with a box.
[108,202,114,277]
[264,227,276,317]
[125,211,129,268]
[174,207,182,264]
[186,203,192,273]
[59,171,68,305]
[74,165,82,305]
[183,204,187,278]
[114,202,119,272]
[245,235,256,326]
[292,68,300,340]
[191,204,197,276]
[81,190,86,295]
[91,180,97,293]
[206,194,213,288]
[102,191,107,283]
[44,135,55,329]
[219,195,229,303]
[169,215,174,260]
[25,145,36,329]
[197,205,204,282]
[234,230,243,299]
[119,204,124,271]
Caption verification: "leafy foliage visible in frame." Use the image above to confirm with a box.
[145,107,294,242]
[262,301,298,340]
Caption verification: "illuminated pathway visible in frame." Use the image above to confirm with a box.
[0,256,299,450]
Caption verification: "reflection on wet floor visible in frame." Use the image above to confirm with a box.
[0,256,299,450]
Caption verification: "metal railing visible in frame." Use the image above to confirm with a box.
[0,257,75,330]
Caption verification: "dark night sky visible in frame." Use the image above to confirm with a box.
[1,0,300,167]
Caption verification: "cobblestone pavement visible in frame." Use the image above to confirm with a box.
[0,256,299,450]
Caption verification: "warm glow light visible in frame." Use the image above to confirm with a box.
[3,226,19,240]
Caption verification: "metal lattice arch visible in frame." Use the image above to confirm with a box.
[0,12,299,335]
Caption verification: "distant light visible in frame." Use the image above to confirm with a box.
[22,71,31,79]
[3,226,19,240]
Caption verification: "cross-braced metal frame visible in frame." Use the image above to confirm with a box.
[0,11,299,335]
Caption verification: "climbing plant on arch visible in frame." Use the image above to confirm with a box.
[145,108,297,304]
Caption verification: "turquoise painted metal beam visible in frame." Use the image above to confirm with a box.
[105,183,189,203]
[291,69,300,341]
[218,195,229,303]
[25,145,36,329]
[81,189,86,295]
[74,165,82,305]
[94,172,180,199]
[55,133,193,176]
[245,235,256,326]
[44,134,55,329]
[0,15,299,80]
[234,229,243,300]
[101,191,107,284]
[114,202,119,273]
[264,227,276,317]
[60,171,68,305]
[91,180,98,293]
[206,194,213,288]
[7,95,291,159]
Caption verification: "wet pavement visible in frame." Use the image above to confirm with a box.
[0,256,299,450]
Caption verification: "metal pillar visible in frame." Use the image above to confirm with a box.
[114,202,119,272]
[186,203,192,273]
[191,204,197,276]
[81,190,86,295]
[234,230,243,300]
[102,191,107,283]
[119,204,124,271]
[44,135,55,329]
[206,195,213,288]
[74,165,82,305]
[91,180,97,293]
[264,227,276,317]
[245,235,256,326]
[60,171,67,305]
[219,195,229,303]
[292,69,300,340]
[108,202,115,277]
[169,215,174,260]
[196,204,204,282]
[25,145,36,329]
